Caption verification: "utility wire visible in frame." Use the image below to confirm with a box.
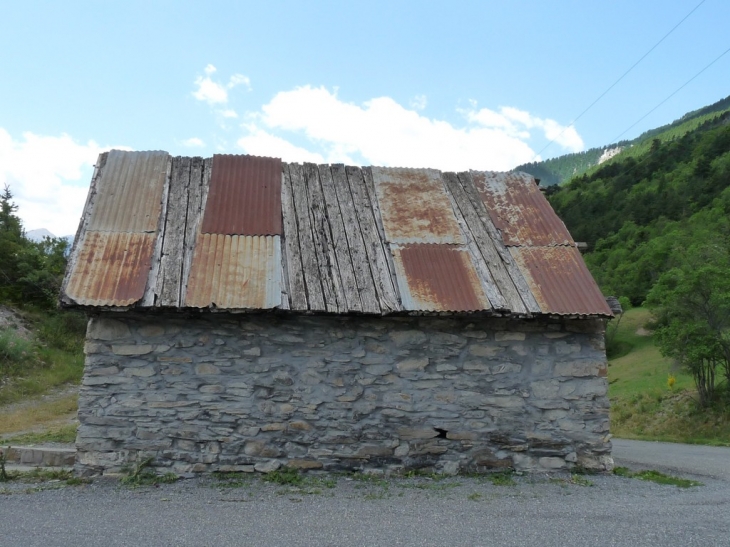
[609,45,730,144]
[530,0,707,162]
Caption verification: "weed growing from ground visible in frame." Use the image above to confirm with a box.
[120,458,179,487]
[261,467,303,486]
[613,467,702,488]
[487,472,516,486]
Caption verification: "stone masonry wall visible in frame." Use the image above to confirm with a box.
[77,313,612,476]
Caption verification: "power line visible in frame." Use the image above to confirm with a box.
[609,45,730,144]
[530,0,707,161]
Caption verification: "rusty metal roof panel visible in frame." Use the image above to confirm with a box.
[372,167,464,244]
[88,150,169,233]
[201,155,282,236]
[472,171,573,247]
[509,246,613,316]
[184,234,281,309]
[392,244,490,312]
[63,231,155,306]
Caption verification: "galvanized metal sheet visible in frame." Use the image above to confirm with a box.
[372,167,464,244]
[392,244,490,312]
[472,171,573,247]
[88,150,169,233]
[509,246,613,316]
[185,234,281,309]
[64,231,155,306]
[201,155,282,235]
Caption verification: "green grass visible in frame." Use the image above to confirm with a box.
[608,308,730,445]
[119,458,179,487]
[0,424,77,445]
[0,309,85,406]
[613,467,702,488]
[261,467,303,486]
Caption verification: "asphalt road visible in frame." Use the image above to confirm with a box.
[613,438,730,481]
[0,440,728,547]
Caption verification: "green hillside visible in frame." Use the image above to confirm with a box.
[516,94,730,185]
[549,110,730,305]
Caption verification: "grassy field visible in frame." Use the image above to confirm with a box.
[608,307,730,446]
[0,308,85,440]
[0,309,85,406]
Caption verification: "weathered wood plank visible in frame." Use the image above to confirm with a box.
[290,163,326,311]
[330,165,380,314]
[180,157,208,306]
[303,163,344,313]
[346,166,400,312]
[141,155,172,307]
[281,164,307,310]
[157,157,191,307]
[362,167,403,308]
[60,152,107,305]
[455,171,539,313]
[318,164,362,313]
[441,172,505,310]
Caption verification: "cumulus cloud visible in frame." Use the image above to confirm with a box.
[219,109,238,119]
[238,126,327,164]
[237,85,560,171]
[0,129,126,235]
[410,94,427,110]
[466,106,584,152]
[181,137,205,147]
[192,65,251,105]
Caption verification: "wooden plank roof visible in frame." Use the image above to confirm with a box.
[60,150,612,317]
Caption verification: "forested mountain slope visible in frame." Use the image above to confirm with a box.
[549,111,730,305]
[517,94,730,186]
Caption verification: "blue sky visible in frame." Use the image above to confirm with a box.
[1,0,728,235]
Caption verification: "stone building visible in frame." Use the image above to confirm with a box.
[61,150,614,476]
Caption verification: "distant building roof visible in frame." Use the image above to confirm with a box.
[60,150,612,317]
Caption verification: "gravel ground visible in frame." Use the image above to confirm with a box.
[1,469,728,547]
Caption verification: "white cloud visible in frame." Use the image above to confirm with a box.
[219,109,238,119]
[181,137,205,148]
[238,126,327,164]
[467,106,584,153]
[238,85,557,171]
[0,129,125,235]
[192,65,251,105]
[410,94,427,110]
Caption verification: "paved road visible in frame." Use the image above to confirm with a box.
[613,438,730,481]
[1,443,729,547]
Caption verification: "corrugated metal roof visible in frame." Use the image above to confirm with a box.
[372,167,464,244]
[63,150,611,317]
[185,234,281,309]
[200,154,282,235]
[509,246,613,316]
[64,231,155,306]
[472,171,573,247]
[88,150,169,233]
[392,244,490,312]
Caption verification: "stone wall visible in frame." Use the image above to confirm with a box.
[77,313,612,476]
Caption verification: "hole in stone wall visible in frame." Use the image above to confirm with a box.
[434,428,448,439]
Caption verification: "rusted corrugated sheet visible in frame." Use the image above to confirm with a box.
[372,167,464,244]
[201,155,282,235]
[472,171,573,246]
[185,234,281,309]
[392,244,490,312]
[88,150,169,233]
[64,231,155,306]
[509,246,613,316]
